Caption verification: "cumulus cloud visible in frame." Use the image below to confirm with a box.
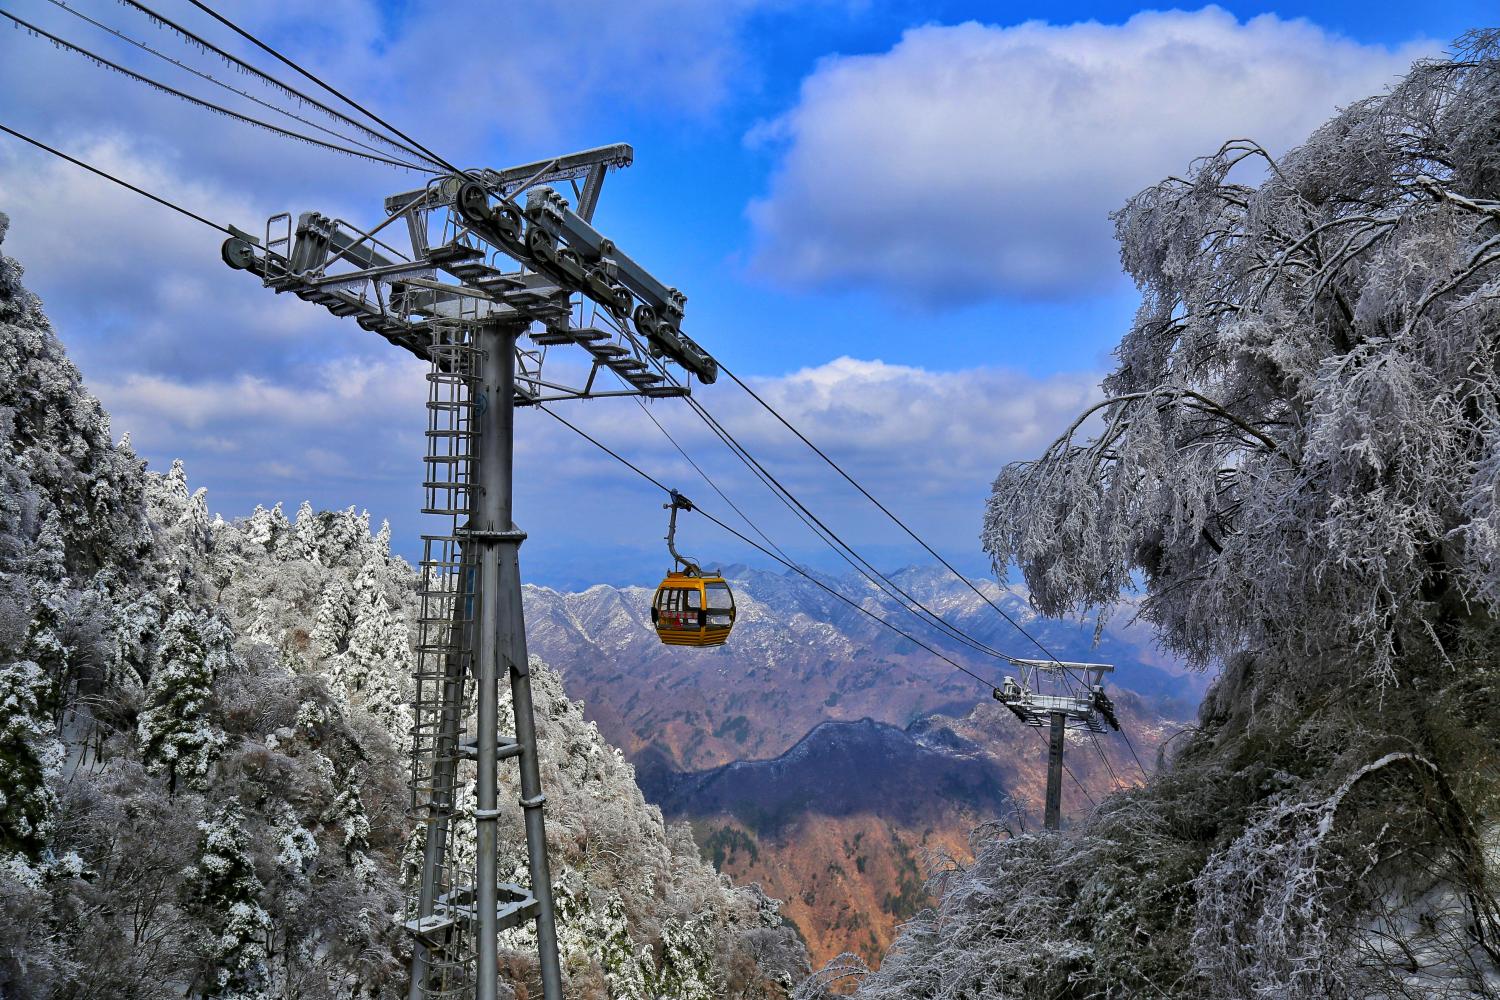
[83,347,1097,585]
[0,1,1099,584]
[747,7,1436,302]
[0,0,794,174]
[504,356,1101,583]
[705,357,1096,498]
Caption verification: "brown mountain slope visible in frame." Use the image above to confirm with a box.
[524,565,1203,773]
[643,699,1178,967]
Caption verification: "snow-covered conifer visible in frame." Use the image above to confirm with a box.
[23,508,69,688]
[183,804,273,1000]
[273,800,319,886]
[292,501,319,565]
[329,565,411,747]
[324,777,376,883]
[138,608,228,794]
[309,576,355,659]
[0,661,62,867]
[242,503,290,555]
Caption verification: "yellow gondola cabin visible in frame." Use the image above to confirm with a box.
[652,571,736,646]
[651,491,737,646]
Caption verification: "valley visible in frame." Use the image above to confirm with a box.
[524,566,1198,964]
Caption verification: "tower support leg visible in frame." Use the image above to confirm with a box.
[1044,711,1066,831]
[474,322,564,1000]
[407,627,471,1000]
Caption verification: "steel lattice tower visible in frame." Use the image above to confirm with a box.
[993,659,1118,830]
[221,145,717,1000]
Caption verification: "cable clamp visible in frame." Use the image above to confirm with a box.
[474,808,503,821]
[518,794,547,810]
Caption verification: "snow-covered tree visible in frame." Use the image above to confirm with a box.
[328,561,411,748]
[138,609,228,794]
[241,503,291,556]
[309,576,354,659]
[183,804,273,1000]
[0,205,805,1000]
[984,33,1500,688]
[324,776,376,884]
[846,31,1500,1000]
[22,508,70,711]
[0,661,61,867]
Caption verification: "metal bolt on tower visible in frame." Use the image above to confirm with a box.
[220,144,717,1000]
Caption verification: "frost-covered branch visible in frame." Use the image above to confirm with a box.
[984,32,1500,679]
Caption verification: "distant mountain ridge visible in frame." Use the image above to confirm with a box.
[639,716,1008,834]
[523,567,1200,969]
[523,562,1204,772]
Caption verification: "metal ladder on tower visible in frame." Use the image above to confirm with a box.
[405,322,562,999]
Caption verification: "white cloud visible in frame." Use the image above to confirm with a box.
[747,7,1437,302]
[96,358,426,433]
[504,356,1102,581]
[0,2,1104,584]
[0,0,790,169]
[79,346,1099,584]
[710,356,1096,497]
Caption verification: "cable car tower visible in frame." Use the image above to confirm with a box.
[220,144,715,1000]
[994,659,1118,830]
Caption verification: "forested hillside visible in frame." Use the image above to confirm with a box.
[828,34,1500,1000]
[0,211,805,999]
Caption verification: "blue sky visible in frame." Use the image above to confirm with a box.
[0,1,1488,589]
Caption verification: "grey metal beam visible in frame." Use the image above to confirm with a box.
[576,164,606,222]
[1045,711,1066,831]
[385,143,633,214]
[473,323,507,1000]
[478,322,565,1000]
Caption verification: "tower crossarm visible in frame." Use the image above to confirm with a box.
[219,144,718,391]
[993,658,1116,733]
[383,144,633,218]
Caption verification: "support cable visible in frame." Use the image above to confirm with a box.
[179,0,464,177]
[616,372,1118,811]
[536,403,1097,809]
[615,346,1142,789]
[693,370,1146,791]
[42,0,435,171]
[116,0,439,168]
[1029,727,1098,810]
[716,363,1080,674]
[680,387,1022,660]
[1117,727,1151,778]
[715,361,1152,780]
[1,11,431,172]
[611,335,1029,667]
[1089,732,1122,787]
[536,404,994,688]
[612,373,798,569]
[0,121,232,235]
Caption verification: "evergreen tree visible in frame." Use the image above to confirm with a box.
[0,660,61,867]
[138,608,228,794]
[23,508,69,694]
[241,503,290,557]
[292,501,319,566]
[324,777,376,884]
[346,589,407,668]
[330,561,410,747]
[309,576,354,659]
[182,804,272,1000]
